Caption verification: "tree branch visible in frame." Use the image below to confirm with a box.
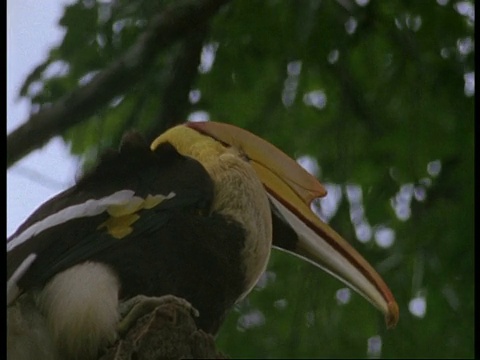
[146,24,209,141]
[7,0,230,168]
[100,295,226,360]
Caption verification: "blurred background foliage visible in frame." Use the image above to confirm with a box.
[15,0,474,358]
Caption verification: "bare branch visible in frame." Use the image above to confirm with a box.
[146,24,209,141]
[7,0,230,168]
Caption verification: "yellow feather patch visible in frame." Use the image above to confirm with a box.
[99,213,140,239]
[106,198,144,217]
[98,192,175,239]
[143,193,175,209]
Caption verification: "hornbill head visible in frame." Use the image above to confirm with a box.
[178,121,399,328]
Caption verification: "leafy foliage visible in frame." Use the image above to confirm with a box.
[17,0,474,358]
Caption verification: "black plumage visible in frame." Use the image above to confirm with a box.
[8,132,247,333]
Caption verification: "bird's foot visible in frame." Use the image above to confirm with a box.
[117,295,199,336]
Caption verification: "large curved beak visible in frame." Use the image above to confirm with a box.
[187,121,399,328]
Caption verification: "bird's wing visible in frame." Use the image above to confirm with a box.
[7,132,214,304]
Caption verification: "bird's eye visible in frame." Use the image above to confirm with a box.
[237,148,250,162]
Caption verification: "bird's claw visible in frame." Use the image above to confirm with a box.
[117,294,199,336]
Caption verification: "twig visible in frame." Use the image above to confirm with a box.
[147,24,209,140]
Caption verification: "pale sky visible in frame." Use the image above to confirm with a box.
[7,0,77,236]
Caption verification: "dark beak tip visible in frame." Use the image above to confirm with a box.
[386,301,400,329]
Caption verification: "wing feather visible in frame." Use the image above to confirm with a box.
[7,133,214,304]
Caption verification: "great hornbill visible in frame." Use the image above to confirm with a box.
[7,121,398,360]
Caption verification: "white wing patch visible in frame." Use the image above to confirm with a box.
[7,190,137,253]
[7,253,37,305]
[8,190,177,250]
